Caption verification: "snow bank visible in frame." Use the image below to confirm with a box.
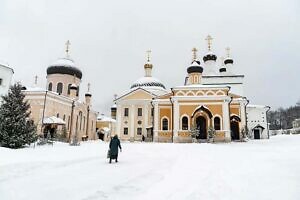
[1,135,300,200]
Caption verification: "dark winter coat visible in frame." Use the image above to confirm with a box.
[109,135,122,157]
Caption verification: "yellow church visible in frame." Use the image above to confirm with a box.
[114,36,267,143]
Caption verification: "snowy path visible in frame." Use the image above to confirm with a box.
[1,135,300,200]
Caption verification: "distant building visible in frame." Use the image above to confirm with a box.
[96,114,116,141]
[114,36,270,142]
[23,41,97,142]
[246,105,270,139]
[292,119,300,129]
[0,61,14,104]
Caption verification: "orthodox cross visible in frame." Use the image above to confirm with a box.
[114,94,118,100]
[205,35,213,51]
[34,75,38,85]
[87,83,91,92]
[146,50,151,62]
[192,47,198,61]
[226,47,231,57]
[65,40,71,57]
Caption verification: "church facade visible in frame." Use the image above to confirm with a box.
[114,36,269,142]
[23,41,98,142]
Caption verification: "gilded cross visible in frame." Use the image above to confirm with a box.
[65,40,71,56]
[34,75,38,85]
[87,83,91,92]
[226,47,231,57]
[205,35,213,51]
[192,47,198,61]
[146,50,151,62]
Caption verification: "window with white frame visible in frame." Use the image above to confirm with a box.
[214,117,221,130]
[162,118,168,130]
[138,108,142,117]
[124,108,129,117]
[137,127,142,135]
[182,116,188,130]
[124,127,128,135]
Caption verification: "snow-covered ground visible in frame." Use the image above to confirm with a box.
[1,135,300,200]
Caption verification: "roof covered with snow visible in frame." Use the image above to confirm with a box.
[0,60,14,73]
[97,114,116,123]
[47,57,82,79]
[130,76,166,90]
[42,116,66,125]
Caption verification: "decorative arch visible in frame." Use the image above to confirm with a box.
[180,114,189,130]
[191,105,213,119]
[205,91,215,96]
[176,91,185,96]
[195,91,205,96]
[216,90,225,96]
[186,91,195,96]
[230,115,241,122]
[161,116,169,131]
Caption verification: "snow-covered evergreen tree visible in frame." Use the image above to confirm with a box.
[0,83,37,148]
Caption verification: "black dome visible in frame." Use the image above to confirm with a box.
[219,68,226,73]
[187,61,203,73]
[187,66,203,73]
[224,58,234,65]
[47,58,82,79]
[203,53,217,62]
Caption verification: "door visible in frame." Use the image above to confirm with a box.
[254,129,260,139]
[230,121,240,140]
[196,116,207,139]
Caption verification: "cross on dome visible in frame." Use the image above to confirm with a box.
[146,50,151,62]
[87,83,91,92]
[34,75,38,85]
[192,47,198,61]
[205,35,213,51]
[226,47,231,57]
[65,40,71,57]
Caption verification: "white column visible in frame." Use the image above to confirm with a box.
[116,104,122,138]
[222,98,231,142]
[240,101,246,129]
[144,103,148,137]
[173,99,179,142]
[153,102,159,142]
[130,105,135,142]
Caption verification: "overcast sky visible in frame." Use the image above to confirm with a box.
[0,0,299,114]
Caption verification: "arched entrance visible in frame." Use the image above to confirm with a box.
[196,116,207,139]
[230,115,241,140]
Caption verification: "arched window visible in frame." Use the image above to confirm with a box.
[79,111,82,130]
[214,117,221,130]
[76,86,79,96]
[182,116,188,130]
[162,118,168,130]
[67,84,72,95]
[57,82,63,95]
[48,82,53,91]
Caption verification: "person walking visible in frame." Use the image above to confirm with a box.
[109,135,122,163]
